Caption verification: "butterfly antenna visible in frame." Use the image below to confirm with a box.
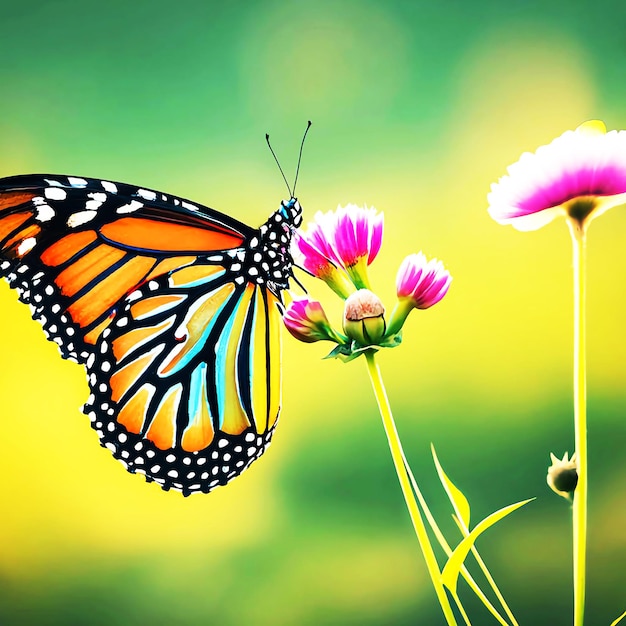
[266,133,292,197]
[292,120,312,196]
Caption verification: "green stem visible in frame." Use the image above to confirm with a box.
[568,220,587,626]
[467,543,518,626]
[364,351,458,626]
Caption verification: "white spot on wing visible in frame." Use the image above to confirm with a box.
[137,189,156,201]
[85,192,107,211]
[36,204,55,222]
[67,210,97,227]
[17,237,37,256]
[101,181,118,193]
[44,187,67,201]
[68,177,88,188]
[116,200,143,214]
[182,201,198,211]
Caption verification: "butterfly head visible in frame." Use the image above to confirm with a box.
[279,197,303,228]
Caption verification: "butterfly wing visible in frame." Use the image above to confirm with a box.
[0,173,299,495]
[0,174,255,362]
[86,260,283,495]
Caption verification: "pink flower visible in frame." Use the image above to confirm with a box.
[396,253,452,308]
[294,205,383,293]
[488,121,626,232]
[283,297,343,344]
[330,205,383,268]
[387,253,452,336]
[292,232,337,279]
[287,206,452,357]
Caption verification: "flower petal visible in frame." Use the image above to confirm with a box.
[396,253,452,309]
[488,121,626,230]
[295,204,385,290]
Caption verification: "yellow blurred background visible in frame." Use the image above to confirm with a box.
[1,1,625,624]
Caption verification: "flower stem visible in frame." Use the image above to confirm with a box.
[364,351,458,625]
[568,220,587,626]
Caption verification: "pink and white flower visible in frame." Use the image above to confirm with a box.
[396,253,452,309]
[294,204,383,293]
[488,120,626,232]
[387,253,452,336]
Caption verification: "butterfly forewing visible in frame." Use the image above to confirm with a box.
[0,174,254,362]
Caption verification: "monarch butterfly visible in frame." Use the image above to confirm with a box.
[0,128,309,496]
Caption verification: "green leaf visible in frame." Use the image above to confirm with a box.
[432,444,471,528]
[442,498,534,594]
[610,610,626,626]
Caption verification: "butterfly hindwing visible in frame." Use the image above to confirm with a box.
[84,259,283,495]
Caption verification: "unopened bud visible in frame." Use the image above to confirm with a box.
[284,297,342,344]
[547,452,578,500]
[343,289,386,345]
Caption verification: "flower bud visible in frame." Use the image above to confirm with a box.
[283,297,342,344]
[547,452,578,500]
[342,289,386,345]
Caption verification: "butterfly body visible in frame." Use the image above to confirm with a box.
[0,174,302,495]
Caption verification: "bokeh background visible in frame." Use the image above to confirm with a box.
[1,1,625,624]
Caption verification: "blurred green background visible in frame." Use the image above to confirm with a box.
[1,1,625,624]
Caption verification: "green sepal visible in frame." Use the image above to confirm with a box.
[378,331,402,348]
[324,343,376,362]
[323,332,402,363]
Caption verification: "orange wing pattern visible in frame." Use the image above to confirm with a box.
[84,261,283,495]
[0,174,252,362]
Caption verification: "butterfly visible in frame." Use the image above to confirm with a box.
[0,132,308,496]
